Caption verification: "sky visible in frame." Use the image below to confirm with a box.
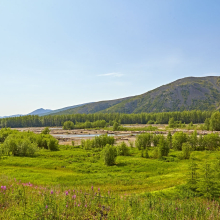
[0,0,220,116]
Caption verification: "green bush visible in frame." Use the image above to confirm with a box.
[172,132,187,151]
[63,121,74,130]
[3,136,38,157]
[117,142,130,156]
[158,136,169,158]
[41,127,50,134]
[102,144,117,166]
[182,143,191,159]
[135,133,152,150]
[113,122,120,131]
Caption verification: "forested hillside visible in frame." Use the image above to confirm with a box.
[50,76,220,115]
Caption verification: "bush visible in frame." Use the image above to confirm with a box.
[102,144,117,166]
[182,143,191,159]
[94,134,115,148]
[71,141,75,146]
[41,127,50,134]
[172,132,187,151]
[0,128,17,143]
[117,142,130,156]
[46,137,59,151]
[113,122,120,131]
[135,133,152,150]
[63,121,74,130]
[3,136,38,157]
[210,112,220,131]
[152,147,159,159]
[158,136,169,158]
[147,120,155,124]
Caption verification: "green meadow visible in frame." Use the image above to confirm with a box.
[1,126,220,219]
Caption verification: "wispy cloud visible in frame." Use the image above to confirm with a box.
[97,72,124,77]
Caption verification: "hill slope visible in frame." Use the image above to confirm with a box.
[50,76,220,115]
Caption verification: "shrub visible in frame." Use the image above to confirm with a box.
[46,137,59,151]
[158,136,169,158]
[0,128,17,143]
[152,147,159,159]
[102,144,117,166]
[135,133,152,150]
[3,136,38,157]
[172,132,187,151]
[117,142,130,156]
[41,127,50,134]
[147,120,155,124]
[71,141,75,146]
[210,112,220,131]
[182,143,191,159]
[63,121,74,130]
[113,122,120,131]
[94,134,115,148]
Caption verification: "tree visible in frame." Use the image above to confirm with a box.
[158,136,169,158]
[210,112,220,131]
[168,117,175,128]
[187,160,199,191]
[63,121,74,130]
[41,127,50,134]
[182,143,191,159]
[188,130,197,150]
[102,144,117,166]
[172,132,187,151]
[135,133,152,150]
[117,142,130,156]
[197,163,220,198]
[167,131,172,148]
[113,121,120,131]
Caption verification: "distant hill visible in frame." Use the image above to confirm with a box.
[42,103,93,116]
[51,76,220,115]
[28,108,52,116]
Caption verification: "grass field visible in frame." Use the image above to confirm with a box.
[1,126,220,219]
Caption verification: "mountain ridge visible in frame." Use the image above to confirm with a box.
[50,76,220,115]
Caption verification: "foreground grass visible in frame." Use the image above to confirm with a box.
[1,177,220,219]
[1,145,220,218]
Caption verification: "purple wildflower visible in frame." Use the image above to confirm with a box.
[51,190,53,194]
[91,186,93,190]
[46,205,48,209]
[65,191,68,196]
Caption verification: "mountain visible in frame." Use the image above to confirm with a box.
[50,76,220,115]
[1,108,52,118]
[42,103,93,116]
[28,108,52,116]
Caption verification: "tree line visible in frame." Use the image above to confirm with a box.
[0,110,213,128]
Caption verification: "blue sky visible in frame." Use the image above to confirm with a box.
[1,0,220,116]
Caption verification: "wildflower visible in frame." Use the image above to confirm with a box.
[72,195,76,199]
[207,207,210,210]
[46,205,48,209]
[66,205,68,208]
[85,204,87,208]
[91,186,93,190]
[65,191,68,196]
[175,208,178,210]
[51,190,53,194]
[1,186,6,190]
[78,204,80,207]
[98,188,100,191]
